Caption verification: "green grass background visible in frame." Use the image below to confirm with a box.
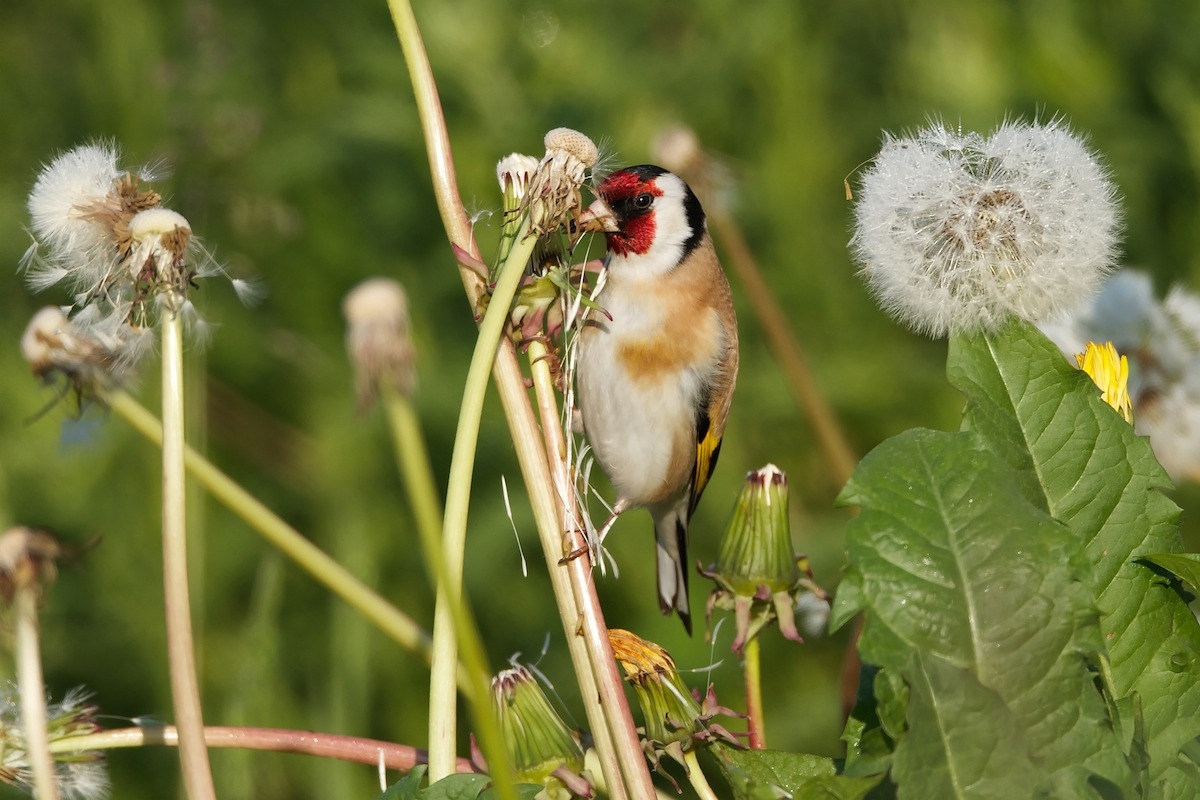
[2,0,1199,796]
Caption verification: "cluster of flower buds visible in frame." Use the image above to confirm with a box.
[700,465,830,654]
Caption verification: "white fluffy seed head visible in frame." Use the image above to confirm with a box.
[851,119,1121,338]
[27,142,122,259]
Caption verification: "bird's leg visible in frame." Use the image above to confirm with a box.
[559,498,630,564]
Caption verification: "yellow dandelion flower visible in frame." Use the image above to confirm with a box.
[1076,341,1134,424]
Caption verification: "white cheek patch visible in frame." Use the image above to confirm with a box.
[607,175,695,280]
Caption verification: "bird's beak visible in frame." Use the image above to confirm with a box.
[576,198,619,233]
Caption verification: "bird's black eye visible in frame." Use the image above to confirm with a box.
[633,192,654,209]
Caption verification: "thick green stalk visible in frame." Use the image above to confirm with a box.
[683,750,720,800]
[160,309,216,800]
[15,584,58,800]
[381,383,506,787]
[425,220,536,788]
[104,390,447,678]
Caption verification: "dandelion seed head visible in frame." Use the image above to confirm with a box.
[27,143,122,258]
[851,118,1121,337]
[0,684,109,800]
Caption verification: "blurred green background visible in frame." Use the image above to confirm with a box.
[3,0,1200,796]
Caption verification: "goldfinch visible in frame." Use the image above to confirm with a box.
[576,165,739,633]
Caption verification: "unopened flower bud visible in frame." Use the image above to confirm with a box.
[701,465,829,653]
[343,278,416,409]
[491,665,590,798]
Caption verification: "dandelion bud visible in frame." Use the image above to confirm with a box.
[342,278,415,409]
[851,119,1120,337]
[490,665,591,798]
[609,629,742,770]
[522,128,599,235]
[700,465,828,653]
[1076,342,1134,424]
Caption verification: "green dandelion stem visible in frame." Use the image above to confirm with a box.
[159,306,216,800]
[103,389,449,681]
[684,750,721,800]
[15,582,58,800]
[424,214,536,792]
[743,635,767,749]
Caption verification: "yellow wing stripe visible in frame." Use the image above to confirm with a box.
[690,426,723,517]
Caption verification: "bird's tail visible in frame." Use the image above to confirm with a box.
[653,498,692,634]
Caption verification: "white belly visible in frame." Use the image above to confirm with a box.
[577,289,705,507]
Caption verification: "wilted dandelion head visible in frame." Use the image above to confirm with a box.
[21,306,136,405]
[851,118,1121,337]
[521,127,599,235]
[496,153,542,202]
[22,142,256,367]
[342,277,415,409]
[0,527,62,602]
[1,685,109,800]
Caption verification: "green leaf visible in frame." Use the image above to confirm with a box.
[840,665,894,779]
[949,319,1200,793]
[1140,552,1200,594]
[838,424,1134,794]
[476,786,542,800]
[893,651,1043,799]
[377,767,426,800]
[707,744,882,800]
[421,774,491,800]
